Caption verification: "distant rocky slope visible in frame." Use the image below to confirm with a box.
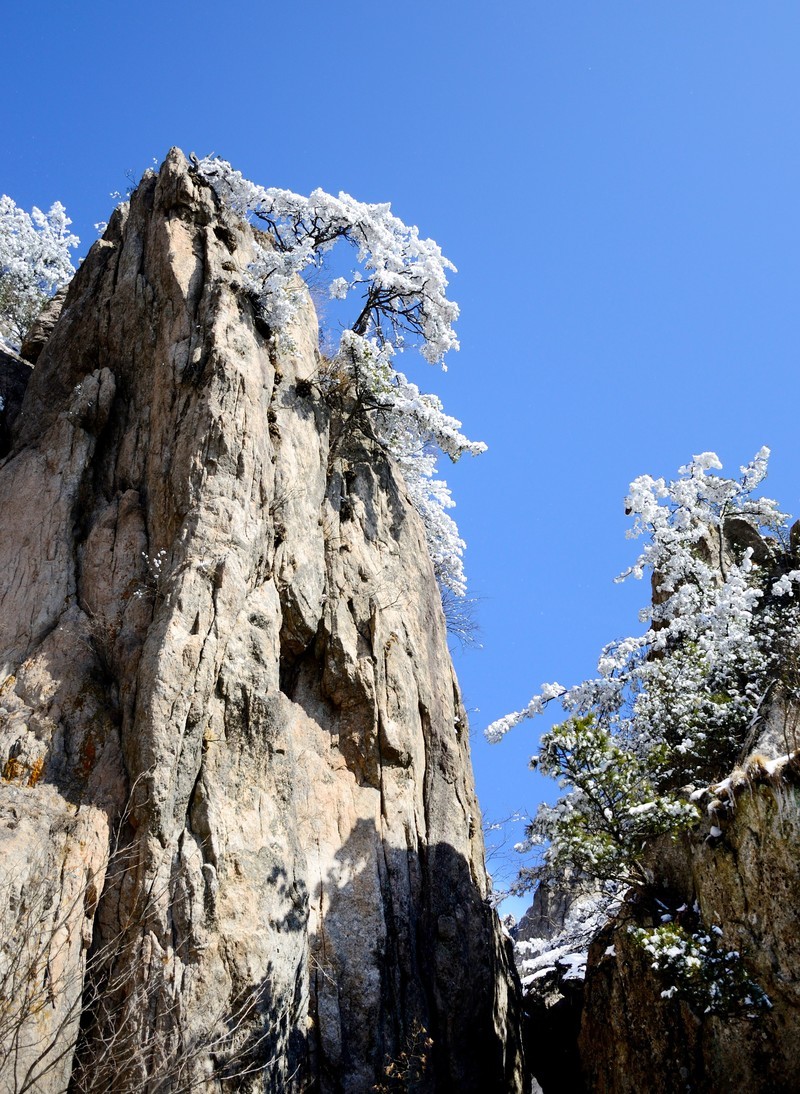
[0,150,525,1093]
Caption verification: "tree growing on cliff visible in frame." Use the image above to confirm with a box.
[0,195,78,348]
[195,156,484,597]
[489,449,800,890]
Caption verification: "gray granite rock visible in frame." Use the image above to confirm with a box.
[0,150,524,1093]
[19,284,68,365]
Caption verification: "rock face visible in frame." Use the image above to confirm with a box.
[518,754,800,1094]
[0,151,524,1093]
[579,758,800,1094]
[19,285,68,366]
[0,345,32,458]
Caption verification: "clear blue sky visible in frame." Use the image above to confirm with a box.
[4,2,800,910]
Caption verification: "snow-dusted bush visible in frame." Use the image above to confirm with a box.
[631,921,771,1016]
[195,156,483,597]
[491,449,800,889]
[0,195,78,347]
[521,715,699,888]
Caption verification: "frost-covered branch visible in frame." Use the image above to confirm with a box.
[0,195,78,348]
[490,449,800,888]
[334,332,485,596]
[195,156,459,364]
[195,156,482,597]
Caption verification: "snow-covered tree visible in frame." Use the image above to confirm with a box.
[0,195,78,348]
[195,156,483,597]
[333,332,485,595]
[195,157,459,362]
[489,449,800,889]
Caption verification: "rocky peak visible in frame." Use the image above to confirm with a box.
[0,149,524,1092]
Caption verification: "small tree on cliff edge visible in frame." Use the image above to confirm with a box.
[0,159,483,605]
[0,195,78,348]
[195,156,485,600]
[488,448,800,891]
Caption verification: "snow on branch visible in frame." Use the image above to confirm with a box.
[336,331,486,596]
[195,156,459,364]
[195,156,482,598]
[0,195,79,348]
[489,449,800,889]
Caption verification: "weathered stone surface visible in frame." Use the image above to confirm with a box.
[579,760,800,1093]
[19,284,68,365]
[0,150,524,1092]
[0,346,32,458]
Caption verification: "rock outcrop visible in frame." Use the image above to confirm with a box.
[578,755,800,1094]
[0,345,32,459]
[518,754,800,1093]
[0,150,524,1093]
[514,877,616,1094]
[19,285,68,366]
[513,507,800,1094]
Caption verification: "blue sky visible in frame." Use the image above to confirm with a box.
[4,2,800,910]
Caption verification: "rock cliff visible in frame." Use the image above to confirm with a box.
[0,150,524,1093]
[520,752,800,1093]
[513,503,800,1094]
[579,754,800,1094]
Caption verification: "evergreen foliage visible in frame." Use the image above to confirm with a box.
[195,156,483,597]
[631,921,771,1017]
[491,450,800,890]
[0,195,78,347]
